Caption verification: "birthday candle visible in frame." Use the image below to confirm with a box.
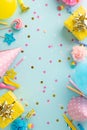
[63,114,77,130]
[67,86,84,96]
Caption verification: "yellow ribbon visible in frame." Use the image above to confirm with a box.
[3,76,20,88]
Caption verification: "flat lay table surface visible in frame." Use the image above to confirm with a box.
[0,0,87,130]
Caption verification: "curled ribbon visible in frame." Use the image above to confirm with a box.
[73,13,87,31]
[0,101,14,120]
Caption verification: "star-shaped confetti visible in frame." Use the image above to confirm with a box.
[3,33,16,45]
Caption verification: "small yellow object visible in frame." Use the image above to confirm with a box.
[18,0,29,12]
[28,123,34,129]
[64,6,87,41]
[25,109,35,119]
[0,21,8,26]
[0,0,17,20]
[3,76,20,88]
[63,114,77,130]
[6,69,17,80]
[0,91,24,128]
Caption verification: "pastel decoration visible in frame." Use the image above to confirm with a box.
[62,0,79,6]
[64,6,87,41]
[0,48,22,78]
[11,18,23,31]
[71,45,87,62]
[11,118,27,130]
[3,76,20,88]
[68,96,87,121]
[0,82,16,91]
[0,91,24,128]
[72,61,87,95]
[0,0,17,20]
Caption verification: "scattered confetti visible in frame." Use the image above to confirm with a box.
[46,121,50,125]
[31,66,34,69]
[52,94,56,97]
[27,35,31,38]
[36,102,39,105]
[57,5,64,11]
[58,59,62,62]
[60,106,64,109]
[56,119,59,122]
[40,81,43,84]
[14,58,24,68]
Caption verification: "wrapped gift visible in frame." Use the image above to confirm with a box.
[0,91,24,128]
[64,6,87,41]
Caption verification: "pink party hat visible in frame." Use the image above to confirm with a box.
[0,48,22,78]
[68,96,87,121]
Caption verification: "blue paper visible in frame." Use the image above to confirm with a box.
[72,61,87,95]
[10,118,27,130]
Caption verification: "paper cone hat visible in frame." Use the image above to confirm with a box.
[0,48,22,78]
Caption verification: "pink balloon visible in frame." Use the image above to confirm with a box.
[68,96,87,121]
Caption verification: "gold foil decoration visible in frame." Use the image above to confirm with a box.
[73,13,87,31]
[0,101,14,120]
[25,109,35,119]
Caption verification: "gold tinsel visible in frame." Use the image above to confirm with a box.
[73,13,87,31]
[0,101,14,120]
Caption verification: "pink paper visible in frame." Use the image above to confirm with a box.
[0,48,21,78]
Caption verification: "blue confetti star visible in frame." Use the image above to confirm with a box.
[3,33,16,45]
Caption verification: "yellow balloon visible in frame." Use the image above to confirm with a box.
[0,0,17,20]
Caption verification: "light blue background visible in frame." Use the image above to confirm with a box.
[0,0,87,130]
